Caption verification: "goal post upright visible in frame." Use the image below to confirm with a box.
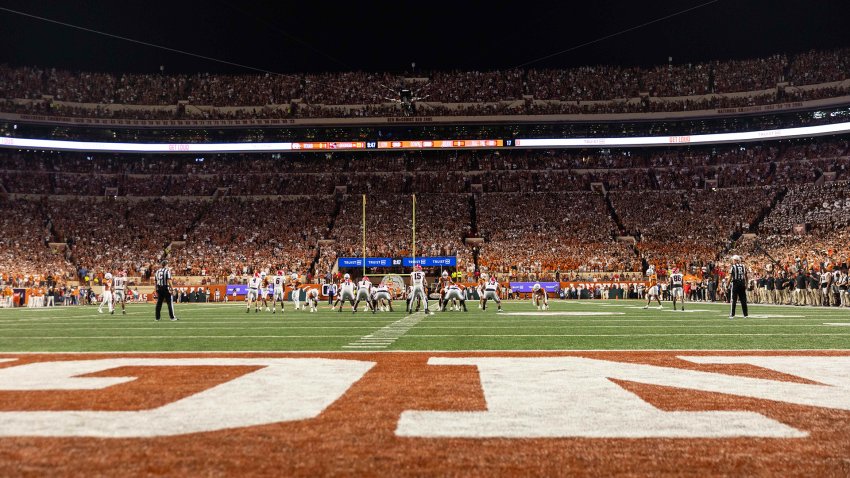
[362,194,366,278]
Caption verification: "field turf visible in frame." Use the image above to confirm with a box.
[0,299,848,352]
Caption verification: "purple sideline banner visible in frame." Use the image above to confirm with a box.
[226,284,271,296]
[509,282,560,293]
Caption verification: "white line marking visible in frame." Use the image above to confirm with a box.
[344,312,427,349]
[503,312,626,316]
[719,314,806,318]
[824,323,850,326]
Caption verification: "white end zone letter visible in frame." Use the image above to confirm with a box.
[0,358,374,438]
[396,357,826,439]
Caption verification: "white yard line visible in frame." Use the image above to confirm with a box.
[1,332,848,340]
[343,311,428,350]
[0,323,834,331]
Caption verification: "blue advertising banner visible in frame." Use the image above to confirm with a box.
[509,282,560,293]
[337,257,456,268]
[402,257,457,267]
[337,257,393,268]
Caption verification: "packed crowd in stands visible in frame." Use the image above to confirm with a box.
[731,181,850,278]
[611,188,776,272]
[477,192,639,279]
[2,48,850,120]
[168,197,330,281]
[43,197,205,278]
[0,199,75,286]
[1,138,849,288]
[329,194,474,267]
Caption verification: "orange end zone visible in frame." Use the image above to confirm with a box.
[0,351,847,477]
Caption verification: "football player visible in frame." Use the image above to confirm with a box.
[477,276,487,309]
[305,287,320,312]
[437,270,452,311]
[669,267,685,311]
[260,272,271,312]
[531,283,549,311]
[409,264,433,314]
[290,273,302,311]
[443,282,467,312]
[112,270,128,315]
[271,270,286,313]
[481,275,503,312]
[335,273,356,312]
[246,272,262,313]
[643,265,663,310]
[98,272,114,315]
[372,281,394,313]
[353,276,373,313]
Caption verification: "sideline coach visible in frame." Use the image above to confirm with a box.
[729,255,749,318]
[155,259,178,321]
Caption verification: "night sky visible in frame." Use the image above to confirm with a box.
[1,0,850,75]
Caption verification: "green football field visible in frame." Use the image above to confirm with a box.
[0,299,848,352]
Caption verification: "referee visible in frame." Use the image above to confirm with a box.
[728,255,749,319]
[154,259,178,321]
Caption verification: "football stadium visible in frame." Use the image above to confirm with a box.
[1,1,850,476]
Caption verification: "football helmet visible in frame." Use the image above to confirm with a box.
[291,273,298,280]
[415,264,423,271]
[104,272,113,280]
[344,273,351,280]
[532,283,541,292]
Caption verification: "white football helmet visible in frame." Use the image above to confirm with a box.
[343,273,350,280]
[532,283,541,292]
[442,271,449,278]
[291,273,298,280]
[104,273,113,280]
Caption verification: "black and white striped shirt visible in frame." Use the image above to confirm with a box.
[731,264,746,282]
[155,267,171,287]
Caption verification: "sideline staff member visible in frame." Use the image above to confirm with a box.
[155,259,179,321]
[729,255,749,318]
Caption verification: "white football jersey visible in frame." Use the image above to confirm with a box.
[113,276,126,291]
[273,275,285,290]
[248,277,261,290]
[358,280,371,291]
[671,273,684,287]
[411,271,426,286]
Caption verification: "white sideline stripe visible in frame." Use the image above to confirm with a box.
[344,312,427,349]
[0,335,362,339]
[400,333,850,338]
[823,323,850,326]
[2,333,850,340]
[1,349,849,354]
[0,324,834,333]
